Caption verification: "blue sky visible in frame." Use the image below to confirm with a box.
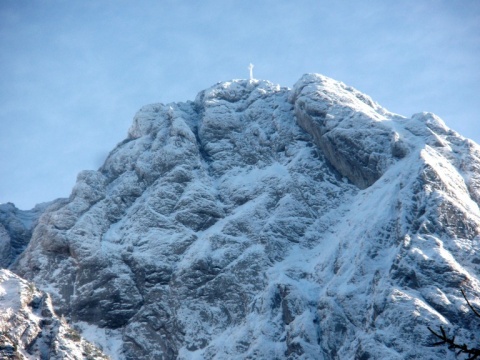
[1,0,479,209]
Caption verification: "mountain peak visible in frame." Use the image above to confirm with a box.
[195,78,282,105]
[3,73,480,359]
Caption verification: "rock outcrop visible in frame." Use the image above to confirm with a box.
[0,269,108,359]
[291,74,404,188]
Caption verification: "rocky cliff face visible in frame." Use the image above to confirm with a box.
[5,74,480,359]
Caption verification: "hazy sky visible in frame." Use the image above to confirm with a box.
[1,0,479,209]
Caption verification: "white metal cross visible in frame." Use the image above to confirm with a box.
[248,63,254,80]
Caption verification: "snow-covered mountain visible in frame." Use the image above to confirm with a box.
[3,73,480,359]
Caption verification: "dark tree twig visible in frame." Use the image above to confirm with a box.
[461,288,480,319]
[428,326,480,360]
[428,288,480,360]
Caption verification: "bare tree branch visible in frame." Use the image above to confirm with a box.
[428,288,480,359]
[428,326,480,360]
[461,288,480,319]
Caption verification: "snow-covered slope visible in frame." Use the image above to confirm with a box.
[7,74,480,359]
[0,269,109,359]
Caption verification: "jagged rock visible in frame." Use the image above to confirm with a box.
[0,269,109,359]
[8,74,480,359]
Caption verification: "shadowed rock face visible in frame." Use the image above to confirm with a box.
[8,74,480,359]
[0,202,51,268]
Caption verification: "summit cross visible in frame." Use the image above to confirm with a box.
[248,63,254,80]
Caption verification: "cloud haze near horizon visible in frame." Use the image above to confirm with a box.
[1,0,479,209]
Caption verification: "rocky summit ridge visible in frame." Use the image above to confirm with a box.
[2,73,480,359]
